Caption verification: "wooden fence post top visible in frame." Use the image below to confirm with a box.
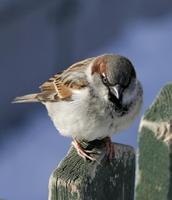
[49,141,135,200]
[136,83,172,200]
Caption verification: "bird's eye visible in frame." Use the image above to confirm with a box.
[102,75,108,84]
[103,77,107,83]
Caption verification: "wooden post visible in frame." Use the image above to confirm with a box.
[48,140,135,200]
[135,83,172,200]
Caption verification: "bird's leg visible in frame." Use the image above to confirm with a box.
[72,139,96,161]
[104,137,115,160]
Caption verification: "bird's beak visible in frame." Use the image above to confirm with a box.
[110,84,123,100]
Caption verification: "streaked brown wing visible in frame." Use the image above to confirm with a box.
[38,57,94,102]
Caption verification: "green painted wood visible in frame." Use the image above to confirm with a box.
[135,83,172,200]
[48,141,135,200]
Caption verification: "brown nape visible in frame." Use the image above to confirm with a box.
[91,56,107,75]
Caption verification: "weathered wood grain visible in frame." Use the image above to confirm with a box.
[135,83,172,200]
[49,141,135,200]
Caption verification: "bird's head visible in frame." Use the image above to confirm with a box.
[90,54,142,111]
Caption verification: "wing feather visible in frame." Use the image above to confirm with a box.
[38,57,94,101]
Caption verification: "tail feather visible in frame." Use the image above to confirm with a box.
[12,93,39,103]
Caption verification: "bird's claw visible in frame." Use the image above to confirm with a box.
[72,140,96,161]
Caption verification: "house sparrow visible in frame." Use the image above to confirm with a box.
[13,54,143,161]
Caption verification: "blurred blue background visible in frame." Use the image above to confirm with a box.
[0,0,172,199]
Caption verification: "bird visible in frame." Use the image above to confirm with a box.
[13,54,143,161]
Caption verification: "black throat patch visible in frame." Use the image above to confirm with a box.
[108,91,131,116]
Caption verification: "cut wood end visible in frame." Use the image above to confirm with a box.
[139,119,172,148]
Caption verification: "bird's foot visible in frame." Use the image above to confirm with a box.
[104,137,115,160]
[72,139,96,161]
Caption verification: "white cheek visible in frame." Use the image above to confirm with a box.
[123,92,135,104]
[86,66,109,101]
[122,80,138,104]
